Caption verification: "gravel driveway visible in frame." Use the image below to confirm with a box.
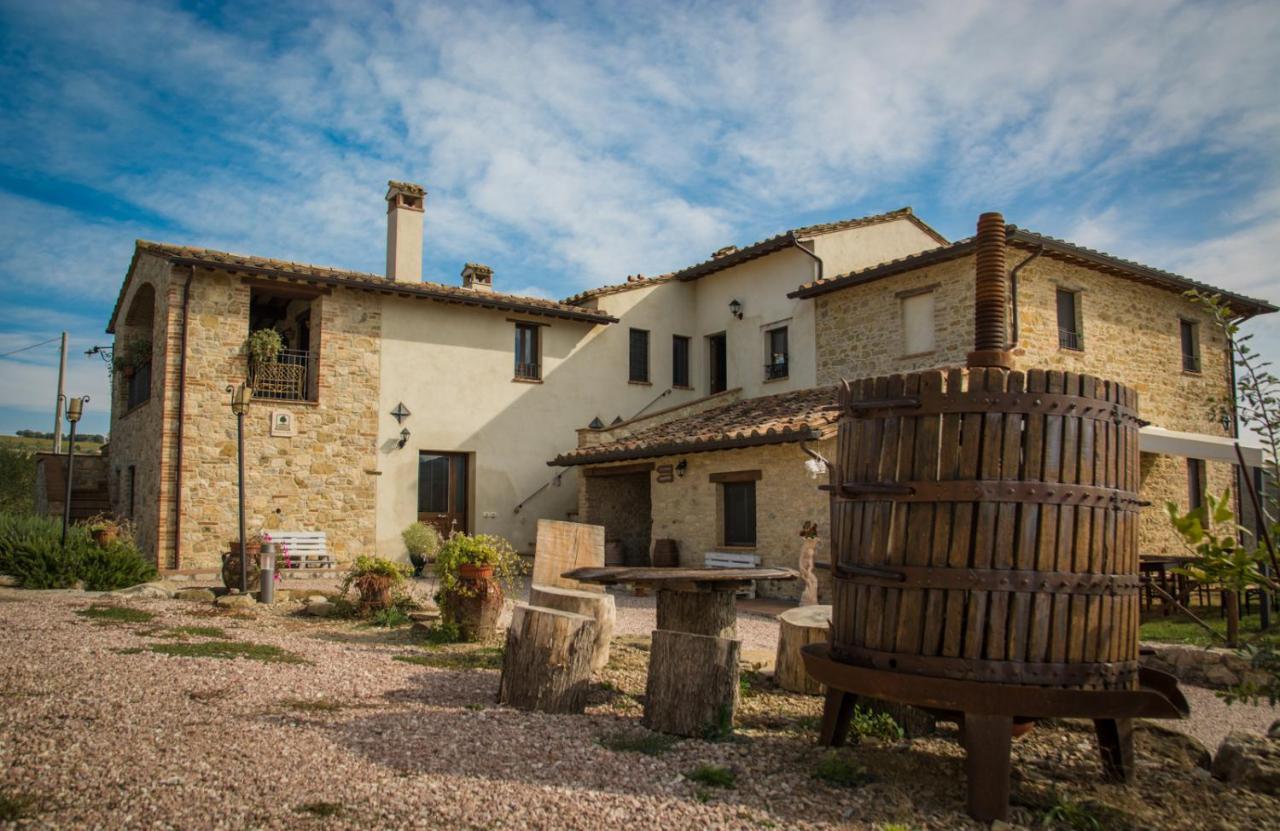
[1,587,1276,830]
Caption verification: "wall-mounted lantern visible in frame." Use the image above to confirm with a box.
[729,299,743,320]
[675,459,688,477]
[399,427,411,449]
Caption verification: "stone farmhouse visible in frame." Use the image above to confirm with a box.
[102,181,1275,599]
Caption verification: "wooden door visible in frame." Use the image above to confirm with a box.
[418,452,468,537]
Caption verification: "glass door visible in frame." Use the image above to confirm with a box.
[418,452,468,537]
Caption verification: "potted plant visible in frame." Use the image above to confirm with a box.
[112,335,152,378]
[245,328,283,379]
[85,514,124,547]
[222,532,263,591]
[434,533,526,641]
[402,521,443,576]
[340,555,413,613]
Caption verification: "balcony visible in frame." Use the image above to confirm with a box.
[514,361,541,382]
[1058,329,1083,351]
[765,359,789,380]
[252,349,313,401]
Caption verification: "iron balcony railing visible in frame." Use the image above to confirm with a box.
[765,359,789,380]
[125,361,151,410]
[1058,329,1083,351]
[252,349,313,401]
[1182,352,1201,373]
[515,361,541,381]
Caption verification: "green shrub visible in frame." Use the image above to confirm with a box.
[434,532,527,599]
[849,705,905,743]
[77,605,155,624]
[401,522,442,575]
[370,606,410,628]
[0,512,155,590]
[0,448,35,515]
[339,555,413,613]
[598,731,680,756]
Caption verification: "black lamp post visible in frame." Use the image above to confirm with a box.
[60,395,88,549]
[227,383,253,593]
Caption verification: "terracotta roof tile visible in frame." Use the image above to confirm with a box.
[108,241,617,332]
[552,385,839,466]
[789,225,1278,316]
[563,207,947,304]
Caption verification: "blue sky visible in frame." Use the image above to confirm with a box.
[1,0,1278,437]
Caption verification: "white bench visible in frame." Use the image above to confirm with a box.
[704,551,762,599]
[267,531,336,573]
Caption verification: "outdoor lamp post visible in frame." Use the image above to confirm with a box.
[60,395,88,549]
[227,383,253,593]
[259,542,276,604]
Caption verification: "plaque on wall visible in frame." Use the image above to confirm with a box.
[270,410,296,437]
[656,464,674,483]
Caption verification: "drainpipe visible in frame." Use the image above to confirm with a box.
[172,269,194,570]
[791,235,824,284]
[1007,244,1043,347]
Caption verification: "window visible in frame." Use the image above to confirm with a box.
[514,322,540,380]
[1180,319,1201,373]
[722,481,756,547]
[672,335,690,388]
[1187,458,1205,512]
[1057,289,1083,350]
[708,332,727,393]
[765,326,789,380]
[125,360,151,411]
[248,286,317,402]
[901,291,935,355]
[629,328,650,383]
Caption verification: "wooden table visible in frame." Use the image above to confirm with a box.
[565,566,797,735]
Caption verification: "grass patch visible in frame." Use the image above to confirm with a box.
[1139,610,1280,648]
[738,663,769,698]
[1037,795,1134,831]
[296,801,344,818]
[0,791,39,821]
[598,731,681,756]
[419,620,463,645]
[153,625,228,639]
[394,646,503,671]
[77,605,154,624]
[686,764,736,789]
[281,697,345,713]
[149,640,306,664]
[813,750,873,788]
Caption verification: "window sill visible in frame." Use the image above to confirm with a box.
[900,349,936,360]
[628,379,653,386]
[1181,369,1202,377]
[717,544,757,552]
[763,375,790,384]
[512,377,543,384]
[121,399,152,419]
[672,384,693,391]
[251,398,319,407]
[1058,345,1085,354]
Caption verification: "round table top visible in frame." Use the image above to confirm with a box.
[564,566,798,587]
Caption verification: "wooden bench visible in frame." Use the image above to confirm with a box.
[267,531,336,573]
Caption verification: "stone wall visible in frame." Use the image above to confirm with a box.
[583,439,836,601]
[173,270,382,569]
[813,251,1238,556]
[1140,641,1271,691]
[107,254,174,564]
[580,471,652,565]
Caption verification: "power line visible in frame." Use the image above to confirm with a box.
[0,335,61,359]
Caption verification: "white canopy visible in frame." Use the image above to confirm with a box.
[1139,426,1264,468]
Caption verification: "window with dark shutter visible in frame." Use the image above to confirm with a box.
[722,481,756,547]
[1187,458,1205,511]
[765,326,788,379]
[629,328,650,383]
[1180,319,1200,373]
[514,322,540,380]
[672,335,690,388]
[708,332,727,393]
[1057,289,1082,350]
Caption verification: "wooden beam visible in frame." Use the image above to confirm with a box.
[709,469,762,483]
[583,462,655,478]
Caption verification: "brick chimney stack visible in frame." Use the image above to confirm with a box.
[386,180,425,283]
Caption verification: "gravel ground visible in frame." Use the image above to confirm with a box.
[1,587,1277,830]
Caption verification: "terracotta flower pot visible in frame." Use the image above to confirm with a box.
[445,564,501,641]
[91,527,119,547]
[222,546,262,591]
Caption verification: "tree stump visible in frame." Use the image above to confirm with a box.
[643,629,740,737]
[656,588,736,639]
[498,604,596,714]
[775,604,830,695]
[529,584,616,672]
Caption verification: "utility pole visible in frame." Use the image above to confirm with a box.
[52,331,67,453]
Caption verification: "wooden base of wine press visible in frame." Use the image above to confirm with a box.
[801,643,1189,823]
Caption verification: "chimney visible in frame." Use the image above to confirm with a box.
[461,263,493,292]
[386,180,426,283]
[967,211,1013,369]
